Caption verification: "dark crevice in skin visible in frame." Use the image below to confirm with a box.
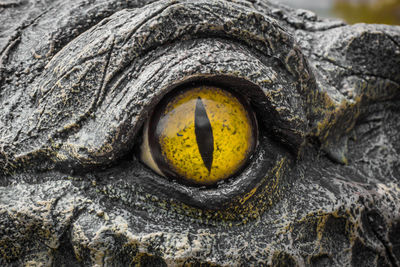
[53,229,83,267]
[94,42,115,108]
[60,207,88,261]
[0,1,24,8]
[364,209,399,267]
[49,194,66,224]
[311,52,400,86]
[386,34,400,48]
[0,37,20,69]
[138,254,168,267]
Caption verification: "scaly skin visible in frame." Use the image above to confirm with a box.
[0,0,399,266]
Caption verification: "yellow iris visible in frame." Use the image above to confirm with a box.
[146,85,256,186]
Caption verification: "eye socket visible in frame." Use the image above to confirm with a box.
[140,84,257,186]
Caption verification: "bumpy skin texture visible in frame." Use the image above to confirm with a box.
[0,0,399,266]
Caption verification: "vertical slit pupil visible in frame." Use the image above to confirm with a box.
[194,97,214,173]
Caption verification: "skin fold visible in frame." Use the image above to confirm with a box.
[0,0,399,266]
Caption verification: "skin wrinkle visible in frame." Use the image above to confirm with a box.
[0,0,399,266]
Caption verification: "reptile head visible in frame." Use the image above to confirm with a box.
[0,0,399,266]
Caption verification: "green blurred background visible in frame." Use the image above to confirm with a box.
[279,0,400,25]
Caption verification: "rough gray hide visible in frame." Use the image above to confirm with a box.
[0,0,399,266]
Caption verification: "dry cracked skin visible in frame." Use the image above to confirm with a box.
[0,0,399,266]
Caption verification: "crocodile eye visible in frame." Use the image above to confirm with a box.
[140,85,257,186]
